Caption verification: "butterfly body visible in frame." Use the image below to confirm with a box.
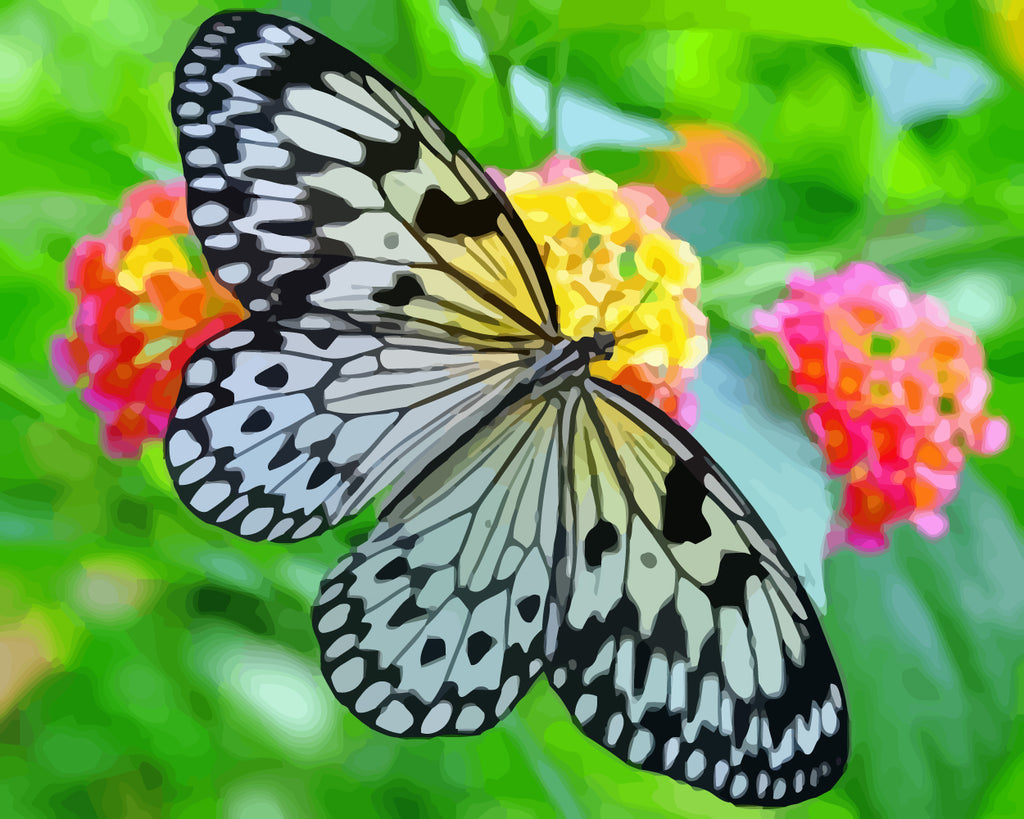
[527,333,615,390]
[167,11,849,807]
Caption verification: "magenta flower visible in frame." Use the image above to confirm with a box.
[754,262,1008,552]
[52,180,247,458]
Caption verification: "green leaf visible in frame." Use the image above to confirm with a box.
[822,467,1024,818]
[554,0,915,53]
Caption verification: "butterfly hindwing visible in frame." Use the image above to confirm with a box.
[165,314,535,542]
[312,393,565,735]
[545,380,849,806]
[171,11,558,342]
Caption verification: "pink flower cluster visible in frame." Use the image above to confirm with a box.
[754,263,1008,552]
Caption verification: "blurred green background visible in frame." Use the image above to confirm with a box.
[2,0,1024,816]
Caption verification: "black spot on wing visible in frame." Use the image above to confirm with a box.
[584,519,618,568]
[374,274,424,307]
[646,603,688,665]
[420,637,446,665]
[415,188,503,238]
[375,556,409,582]
[267,435,300,469]
[702,552,768,609]
[306,460,335,490]
[302,186,362,225]
[516,594,540,622]
[334,460,360,485]
[387,596,426,628]
[632,640,653,692]
[466,631,495,665]
[230,110,275,132]
[305,327,339,350]
[201,182,248,220]
[663,458,711,544]
[255,363,288,389]
[241,407,272,433]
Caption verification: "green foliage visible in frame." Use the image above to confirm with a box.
[2,0,1023,816]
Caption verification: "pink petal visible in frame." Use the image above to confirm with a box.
[910,511,948,539]
[980,417,1009,454]
[540,155,586,183]
[484,167,507,192]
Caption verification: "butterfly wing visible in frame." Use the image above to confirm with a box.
[165,314,538,542]
[546,379,849,806]
[311,392,565,735]
[172,11,557,342]
[167,11,564,541]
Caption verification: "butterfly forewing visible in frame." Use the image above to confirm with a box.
[171,11,558,343]
[545,380,849,805]
[167,10,563,542]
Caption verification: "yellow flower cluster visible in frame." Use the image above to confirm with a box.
[503,159,707,415]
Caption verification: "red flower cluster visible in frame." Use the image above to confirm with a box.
[754,263,1008,552]
[52,180,246,457]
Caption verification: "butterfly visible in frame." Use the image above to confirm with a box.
[166,10,848,807]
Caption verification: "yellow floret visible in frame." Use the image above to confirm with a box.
[504,165,707,390]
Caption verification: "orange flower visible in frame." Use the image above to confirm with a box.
[652,124,768,197]
[52,180,246,457]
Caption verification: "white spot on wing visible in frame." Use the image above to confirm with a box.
[175,392,214,419]
[274,113,364,163]
[455,704,485,733]
[321,72,399,124]
[178,456,215,486]
[354,680,390,713]
[376,700,414,734]
[730,772,749,800]
[685,749,705,780]
[207,329,255,350]
[574,693,597,725]
[324,633,356,661]
[168,429,201,467]
[421,701,452,735]
[192,201,229,226]
[317,604,351,633]
[190,481,230,513]
[239,507,273,536]
[663,736,680,770]
[719,606,755,700]
[330,656,365,694]
[627,728,655,764]
[186,147,218,167]
[605,712,624,745]
[714,759,729,789]
[284,86,400,143]
[292,517,323,539]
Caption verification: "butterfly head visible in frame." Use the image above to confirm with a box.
[585,328,616,361]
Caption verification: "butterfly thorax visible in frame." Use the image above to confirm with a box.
[530,330,615,390]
